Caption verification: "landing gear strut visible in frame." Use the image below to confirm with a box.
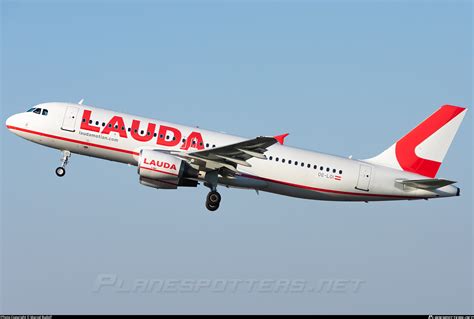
[204,170,221,212]
[55,150,71,177]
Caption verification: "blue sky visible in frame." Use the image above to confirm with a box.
[1,0,472,314]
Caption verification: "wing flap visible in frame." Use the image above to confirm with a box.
[171,135,285,173]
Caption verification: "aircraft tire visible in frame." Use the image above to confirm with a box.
[206,201,219,211]
[207,191,221,205]
[55,167,66,177]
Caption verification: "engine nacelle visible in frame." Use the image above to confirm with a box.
[138,149,198,189]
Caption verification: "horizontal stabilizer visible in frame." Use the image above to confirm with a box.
[395,178,456,190]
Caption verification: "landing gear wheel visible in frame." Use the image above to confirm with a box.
[205,191,221,212]
[207,191,221,205]
[205,201,219,211]
[204,171,221,212]
[55,167,66,177]
[55,150,71,177]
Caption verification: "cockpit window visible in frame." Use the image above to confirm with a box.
[33,108,42,114]
[42,109,48,116]
[27,108,36,112]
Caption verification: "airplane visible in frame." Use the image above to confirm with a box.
[5,101,467,211]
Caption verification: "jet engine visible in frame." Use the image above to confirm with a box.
[138,149,198,189]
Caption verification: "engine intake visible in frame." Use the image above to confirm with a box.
[138,149,198,189]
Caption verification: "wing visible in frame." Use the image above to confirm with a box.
[395,178,456,190]
[171,133,289,174]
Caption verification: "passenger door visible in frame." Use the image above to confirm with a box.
[61,106,79,132]
[355,164,372,191]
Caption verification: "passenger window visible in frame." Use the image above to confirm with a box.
[326,167,330,172]
[320,166,324,171]
[313,165,317,169]
[42,109,48,116]
[282,159,286,163]
[295,161,298,165]
[269,156,273,160]
[275,157,279,162]
[307,164,311,168]
[33,108,41,114]
[339,170,343,174]
[333,169,336,173]
[288,160,292,164]
[301,163,304,167]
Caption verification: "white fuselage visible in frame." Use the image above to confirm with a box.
[6,102,459,201]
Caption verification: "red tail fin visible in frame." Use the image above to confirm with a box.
[366,105,467,177]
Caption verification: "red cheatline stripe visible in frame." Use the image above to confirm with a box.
[7,125,140,156]
[240,173,423,199]
[7,125,425,199]
[139,165,179,177]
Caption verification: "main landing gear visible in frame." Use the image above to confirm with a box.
[55,150,71,177]
[204,170,222,212]
[206,191,221,211]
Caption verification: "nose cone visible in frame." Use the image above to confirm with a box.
[6,114,15,130]
[6,113,21,132]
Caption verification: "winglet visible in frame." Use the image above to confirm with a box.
[274,133,289,145]
[78,98,84,105]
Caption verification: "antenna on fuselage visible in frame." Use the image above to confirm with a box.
[78,98,84,105]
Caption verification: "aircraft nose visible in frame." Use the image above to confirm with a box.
[6,113,21,131]
[6,114,15,129]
